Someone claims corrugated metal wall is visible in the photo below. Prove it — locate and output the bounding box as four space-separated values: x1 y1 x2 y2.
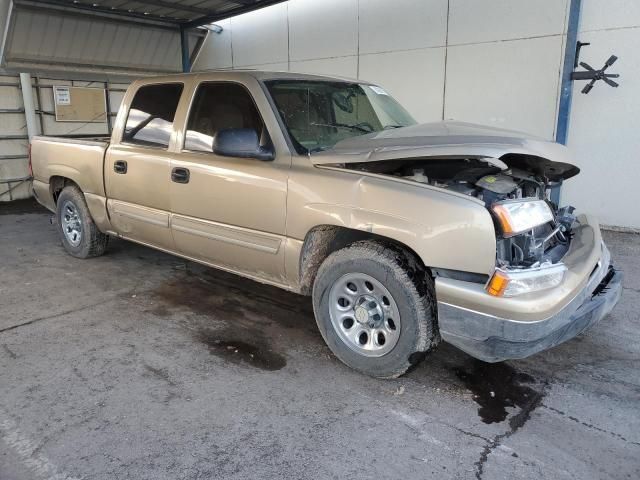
3 5 187 76
0 73 29 201
0 76 129 201
0 2 203 201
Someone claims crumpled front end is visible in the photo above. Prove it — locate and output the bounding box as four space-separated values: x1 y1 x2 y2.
436 215 622 362
313 121 622 361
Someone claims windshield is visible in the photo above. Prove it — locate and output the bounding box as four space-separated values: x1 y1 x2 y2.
264 80 417 154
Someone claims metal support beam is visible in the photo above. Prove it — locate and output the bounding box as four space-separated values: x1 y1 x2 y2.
130 0 211 16
24 0 181 26
180 27 191 73
104 81 112 134
19 73 39 140
556 0 582 145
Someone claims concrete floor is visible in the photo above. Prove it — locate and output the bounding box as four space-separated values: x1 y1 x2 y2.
1 200 639 480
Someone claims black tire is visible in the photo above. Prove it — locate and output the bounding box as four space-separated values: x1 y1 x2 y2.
56 186 108 258
312 240 438 378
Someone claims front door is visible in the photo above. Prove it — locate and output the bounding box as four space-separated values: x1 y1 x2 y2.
104 82 184 251
169 81 289 285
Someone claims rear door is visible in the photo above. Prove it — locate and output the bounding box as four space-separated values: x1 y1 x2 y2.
104 82 183 250
169 80 290 285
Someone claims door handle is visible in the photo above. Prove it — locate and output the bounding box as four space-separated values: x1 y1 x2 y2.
113 160 127 174
171 167 190 184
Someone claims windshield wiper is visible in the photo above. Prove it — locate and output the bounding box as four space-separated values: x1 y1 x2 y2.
383 124 404 129
311 122 373 133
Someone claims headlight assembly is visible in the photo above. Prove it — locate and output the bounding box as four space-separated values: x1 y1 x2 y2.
492 200 554 237
486 263 567 297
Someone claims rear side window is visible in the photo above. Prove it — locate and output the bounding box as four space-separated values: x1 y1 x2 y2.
184 82 266 153
123 83 183 148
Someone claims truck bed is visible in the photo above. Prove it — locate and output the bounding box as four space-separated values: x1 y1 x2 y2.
30 135 111 201
32 135 110 146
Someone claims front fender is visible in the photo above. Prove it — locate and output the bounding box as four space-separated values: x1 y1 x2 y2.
288 166 497 275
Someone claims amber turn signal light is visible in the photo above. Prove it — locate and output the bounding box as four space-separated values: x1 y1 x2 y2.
486 270 510 296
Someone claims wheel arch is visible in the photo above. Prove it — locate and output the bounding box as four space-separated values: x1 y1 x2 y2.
49 176 112 234
297 224 430 296
50 175 82 204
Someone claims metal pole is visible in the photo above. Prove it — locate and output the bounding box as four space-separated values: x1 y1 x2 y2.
104 81 112 134
19 73 39 140
34 76 46 135
556 0 582 145
180 27 191 73
552 0 582 205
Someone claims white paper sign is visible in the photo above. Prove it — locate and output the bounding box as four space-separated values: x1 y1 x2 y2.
54 86 71 105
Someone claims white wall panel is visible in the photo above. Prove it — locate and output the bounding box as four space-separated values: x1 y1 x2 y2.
359 48 445 123
290 56 357 78
288 0 358 61
580 0 640 31
445 36 563 139
192 19 233 70
358 0 447 54
230 3 289 67
563 27 640 228
448 0 568 45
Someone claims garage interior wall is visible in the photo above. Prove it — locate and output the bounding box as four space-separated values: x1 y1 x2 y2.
0 0 204 202
193 0 638 230
563 0 640 230
0 75 129 201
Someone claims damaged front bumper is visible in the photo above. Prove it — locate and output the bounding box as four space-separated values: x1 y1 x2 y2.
435 215 623 362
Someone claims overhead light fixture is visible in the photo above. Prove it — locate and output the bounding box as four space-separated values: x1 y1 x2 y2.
206 24 224 34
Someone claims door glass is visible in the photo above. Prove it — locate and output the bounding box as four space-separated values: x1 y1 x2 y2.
123 83 183 148
184 83 266 153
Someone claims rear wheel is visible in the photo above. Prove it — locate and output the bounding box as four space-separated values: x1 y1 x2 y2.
56 186 108 258
312 240 437 378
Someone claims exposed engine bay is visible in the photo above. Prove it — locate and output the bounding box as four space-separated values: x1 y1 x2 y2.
341 156 580 270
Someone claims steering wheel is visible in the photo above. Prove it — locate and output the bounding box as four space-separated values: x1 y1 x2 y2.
332 92 354 113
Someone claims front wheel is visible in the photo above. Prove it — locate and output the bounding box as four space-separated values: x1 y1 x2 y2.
312 241 437 378
56 186 108 258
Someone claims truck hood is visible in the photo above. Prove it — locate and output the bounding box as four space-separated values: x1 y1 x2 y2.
312 121 579 181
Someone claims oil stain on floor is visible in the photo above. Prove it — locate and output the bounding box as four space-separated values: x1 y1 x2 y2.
454 360 543 424
146 268 318 371
196 327 287 371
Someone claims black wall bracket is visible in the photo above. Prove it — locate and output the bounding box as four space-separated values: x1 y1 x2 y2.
571 42 620 94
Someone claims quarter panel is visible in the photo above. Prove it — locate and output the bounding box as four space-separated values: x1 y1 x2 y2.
31 137 108 196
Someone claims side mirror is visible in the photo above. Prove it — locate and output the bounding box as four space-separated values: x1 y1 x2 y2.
212 128 274 161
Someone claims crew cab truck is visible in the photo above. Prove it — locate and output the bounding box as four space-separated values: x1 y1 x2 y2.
30 71 622 378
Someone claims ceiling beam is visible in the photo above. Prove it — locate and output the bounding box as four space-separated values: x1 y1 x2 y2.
15 1 180 30
128 0 212 16
26 0 183 25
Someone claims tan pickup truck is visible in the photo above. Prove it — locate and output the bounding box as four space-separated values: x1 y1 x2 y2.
30 71 622 377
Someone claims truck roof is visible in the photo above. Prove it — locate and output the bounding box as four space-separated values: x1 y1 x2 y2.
135 69 371 85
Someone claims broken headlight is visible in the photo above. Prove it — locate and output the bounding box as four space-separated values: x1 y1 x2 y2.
492 200 554 237
486 263 567 297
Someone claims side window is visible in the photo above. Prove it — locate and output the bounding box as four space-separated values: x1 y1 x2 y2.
122 83 183 148
184 82 266 153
